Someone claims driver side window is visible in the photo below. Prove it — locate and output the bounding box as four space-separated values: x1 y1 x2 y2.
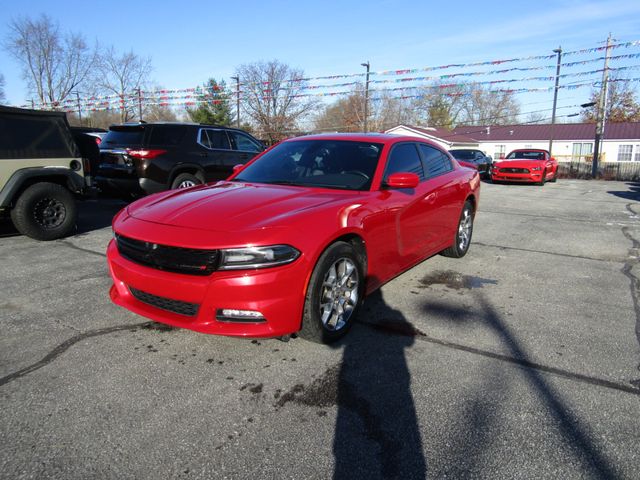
384 143 425 181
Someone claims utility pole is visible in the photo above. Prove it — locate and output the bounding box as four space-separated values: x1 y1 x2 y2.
361 61 370 133
231 76 240 128
548 46 562 155
137 88 143 122
592 34 613 178
74 91 82 125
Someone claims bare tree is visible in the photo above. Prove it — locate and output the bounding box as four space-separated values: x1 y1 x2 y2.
96 46 152 122
581 78 640 123
314 86 366 133
458 84 520 125
412 83 467 128
0 73 6 104
236 60 319 143
5 14 96 107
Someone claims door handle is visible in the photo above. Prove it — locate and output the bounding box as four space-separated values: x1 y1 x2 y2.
425 192 437 203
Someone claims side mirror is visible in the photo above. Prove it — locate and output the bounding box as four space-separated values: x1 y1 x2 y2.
233 164 244 172
384 172 419 189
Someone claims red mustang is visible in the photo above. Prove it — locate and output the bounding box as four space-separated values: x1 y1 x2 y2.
107 134 480 343
491 149 558 185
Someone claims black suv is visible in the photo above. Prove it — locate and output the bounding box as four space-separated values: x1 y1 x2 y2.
96 123 264 197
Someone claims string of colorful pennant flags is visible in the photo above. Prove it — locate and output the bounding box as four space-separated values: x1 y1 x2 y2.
18 40 640 113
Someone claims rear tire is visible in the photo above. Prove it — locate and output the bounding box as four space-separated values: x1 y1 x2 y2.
299 241 364 344
550 171 558 182
441 201 474 258
171 173 202 189
10 182 77 241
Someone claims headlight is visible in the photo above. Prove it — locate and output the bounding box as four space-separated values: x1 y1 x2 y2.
531 166 542 171
218 245 300 270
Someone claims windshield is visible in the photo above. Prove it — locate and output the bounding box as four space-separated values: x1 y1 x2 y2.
233 139 383 191
450 150 480 161
506 150 546 160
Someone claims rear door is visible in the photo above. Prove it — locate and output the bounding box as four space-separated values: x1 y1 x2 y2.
198 129 242 181
417 143 461 246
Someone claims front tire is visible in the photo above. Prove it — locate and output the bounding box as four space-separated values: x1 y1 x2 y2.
10 182 77 241
537 170 547 186
299 241 364 343
171 173 202 189
441 200 474 258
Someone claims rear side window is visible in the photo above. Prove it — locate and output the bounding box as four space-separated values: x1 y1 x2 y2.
228 131 262 152
0 113 76 159
200 129 231 150
384 143 425 180
102 127 145 146
419 144 453 178
148 126 186 146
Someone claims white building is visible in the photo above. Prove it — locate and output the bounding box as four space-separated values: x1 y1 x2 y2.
386 123 640 162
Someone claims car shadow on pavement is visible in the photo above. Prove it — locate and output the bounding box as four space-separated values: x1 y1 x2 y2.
331 288 427 480
73 196 127 236
0 197 126 239
607 182 640 201
419 293 620 479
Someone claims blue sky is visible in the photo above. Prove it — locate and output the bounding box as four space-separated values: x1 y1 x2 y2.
1 0 639 114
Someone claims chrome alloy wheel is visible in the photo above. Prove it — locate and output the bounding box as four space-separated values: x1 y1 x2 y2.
458 208 473 251
178 179 197 188
319 258 359 331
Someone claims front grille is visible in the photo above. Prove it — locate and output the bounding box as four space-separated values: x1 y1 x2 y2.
129 287 199 317
116 234 219 275
500 167 529 174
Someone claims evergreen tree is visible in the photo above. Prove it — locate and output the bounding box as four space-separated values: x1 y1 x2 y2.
187 78 233 126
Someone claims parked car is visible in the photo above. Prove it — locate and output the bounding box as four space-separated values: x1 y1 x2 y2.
0 105 90 240
71 127 106 186
107 134 480 343
491 149 558 185
448 149 492 177
96 122 264 198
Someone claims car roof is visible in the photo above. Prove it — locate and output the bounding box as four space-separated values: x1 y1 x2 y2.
286 132 435 145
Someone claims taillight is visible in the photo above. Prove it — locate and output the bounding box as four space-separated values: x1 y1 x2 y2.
126 149 167 159
94 137 102 145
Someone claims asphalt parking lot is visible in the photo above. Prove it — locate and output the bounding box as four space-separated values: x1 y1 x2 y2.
1 179 640 479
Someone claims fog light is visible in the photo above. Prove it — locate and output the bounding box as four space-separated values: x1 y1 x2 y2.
216 309 266 323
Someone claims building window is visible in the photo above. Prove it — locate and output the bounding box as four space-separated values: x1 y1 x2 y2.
618 145 633 162
572 143 593 161
635 145 640 162
494 145 506 159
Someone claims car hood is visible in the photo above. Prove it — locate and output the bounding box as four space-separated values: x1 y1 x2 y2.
126 181 360 232
494 160 543 169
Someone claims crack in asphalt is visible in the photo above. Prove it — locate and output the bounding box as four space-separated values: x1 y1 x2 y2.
359 321 640 396
473 242 621 263
621 203 640 379
481 209 613 225
0 322 152 388
58 240 107 258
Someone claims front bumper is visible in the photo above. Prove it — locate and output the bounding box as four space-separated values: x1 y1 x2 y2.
491 171 542 183
107 239 309 337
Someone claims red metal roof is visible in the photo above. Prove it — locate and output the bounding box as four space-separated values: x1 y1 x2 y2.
448 122 640 141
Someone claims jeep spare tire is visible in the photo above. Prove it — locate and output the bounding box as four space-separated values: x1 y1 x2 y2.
10 182 77 240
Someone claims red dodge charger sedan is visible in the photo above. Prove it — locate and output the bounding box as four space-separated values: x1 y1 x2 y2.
491 148 558 185
107 134 480 343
